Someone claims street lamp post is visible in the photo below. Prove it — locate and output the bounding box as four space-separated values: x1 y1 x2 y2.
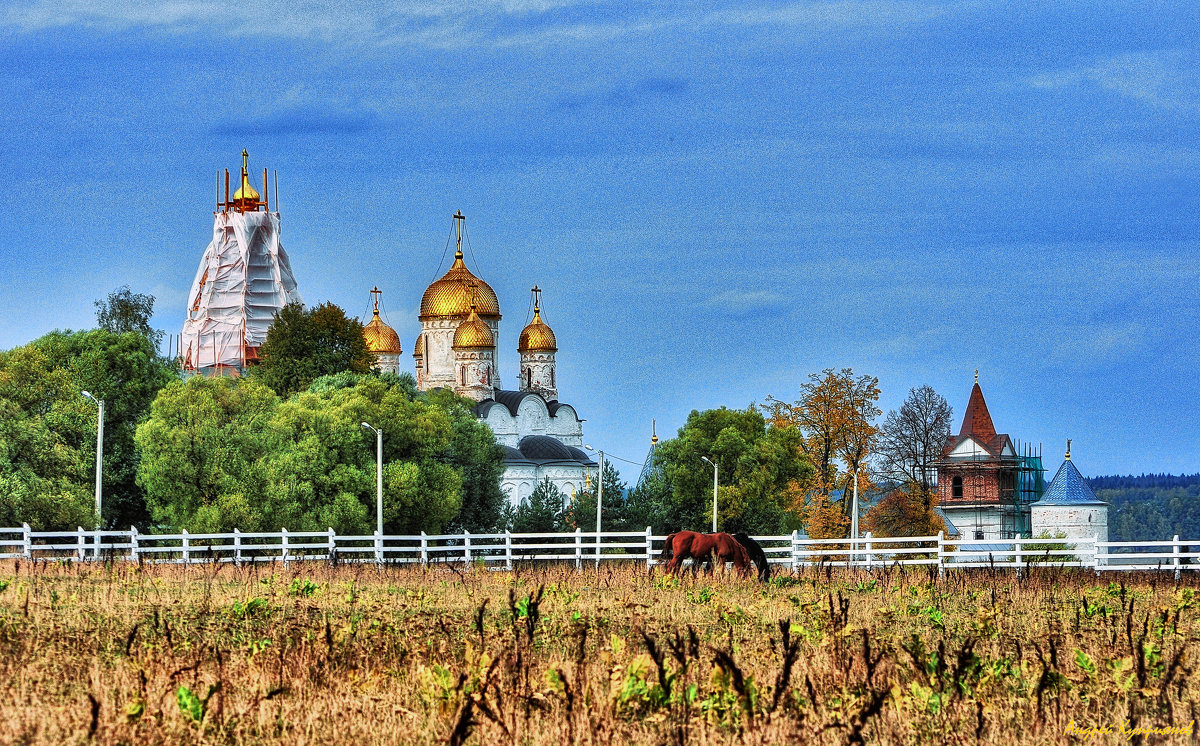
850 468 860 564
700 456 718 533
361 422 383 562
585 445 603 568
82 391 104 559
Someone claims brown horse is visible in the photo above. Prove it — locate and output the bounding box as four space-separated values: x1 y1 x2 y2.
662 530 755 578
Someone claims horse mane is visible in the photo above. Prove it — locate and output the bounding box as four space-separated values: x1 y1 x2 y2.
732 532 771 580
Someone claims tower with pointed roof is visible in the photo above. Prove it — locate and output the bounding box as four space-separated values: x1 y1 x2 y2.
181 149 301 373
935 372 1041 540
1031 440 1108 544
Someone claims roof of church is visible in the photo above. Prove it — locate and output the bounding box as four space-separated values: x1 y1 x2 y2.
1038 457 1105 505
475 389 573 419
941 380 1012 458
499 435 597 466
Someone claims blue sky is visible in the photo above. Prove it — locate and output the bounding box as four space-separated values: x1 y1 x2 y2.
2 1 1198 480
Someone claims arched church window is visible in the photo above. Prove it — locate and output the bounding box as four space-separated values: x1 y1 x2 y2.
461 366 466 386
952 476 963 500
526 368 532 388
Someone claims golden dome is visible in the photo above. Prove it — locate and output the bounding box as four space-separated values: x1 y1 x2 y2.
232 149 260 206
363 311 402 355
518 309 557 352
452 309 495 349
362 287 401 355
412 333 424 357
419 253 501 320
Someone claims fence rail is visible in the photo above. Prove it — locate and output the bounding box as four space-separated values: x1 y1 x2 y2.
1 525 1198 576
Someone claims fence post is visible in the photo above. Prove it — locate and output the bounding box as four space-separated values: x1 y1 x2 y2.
936 531 945 579
22 523 31 561
1092 533 1101 576
464 530 472 565
791 530 800 570
77 527 85 562
181 529 190 565
1174 535 1181 581
328 527 336 563
505 530 513 570
1015 537 1023 580
130 526 139 562
865 531 874 571
575 528 582 570
280 528 288 568
645 526 653 571
420 531 428 565
375 529 382 565
93 527 101 560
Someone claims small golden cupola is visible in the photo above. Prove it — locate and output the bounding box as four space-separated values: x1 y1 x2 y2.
362 287 402 374
518 285 558 353
231 149 263 212
452 304 496 349
419 211 501 320
517 286 558 400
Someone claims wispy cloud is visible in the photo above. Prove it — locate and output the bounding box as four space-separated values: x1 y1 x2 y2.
1026 51 1200 113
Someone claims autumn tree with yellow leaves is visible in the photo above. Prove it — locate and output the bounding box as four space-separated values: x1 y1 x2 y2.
761 368 881 539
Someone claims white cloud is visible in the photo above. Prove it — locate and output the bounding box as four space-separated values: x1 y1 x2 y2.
1026 51 1200 113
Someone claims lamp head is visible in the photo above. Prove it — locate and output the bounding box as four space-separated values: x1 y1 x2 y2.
584 444 594 452
700 456 712 465
82 391 96 403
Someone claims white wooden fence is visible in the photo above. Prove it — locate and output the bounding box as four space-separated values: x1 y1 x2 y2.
1 525 1198 577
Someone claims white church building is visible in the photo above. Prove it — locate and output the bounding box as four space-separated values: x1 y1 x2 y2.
363 212 596 506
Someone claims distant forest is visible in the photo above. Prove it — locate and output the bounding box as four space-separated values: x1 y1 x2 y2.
1084 474 1200 542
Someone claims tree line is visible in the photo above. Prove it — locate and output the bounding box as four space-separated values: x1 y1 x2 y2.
1 288 982 539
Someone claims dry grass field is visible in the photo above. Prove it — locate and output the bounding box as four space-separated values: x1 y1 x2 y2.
0 559 1196 745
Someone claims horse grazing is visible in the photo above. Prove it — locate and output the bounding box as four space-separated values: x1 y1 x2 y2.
731 533 771 581
662 530 756 579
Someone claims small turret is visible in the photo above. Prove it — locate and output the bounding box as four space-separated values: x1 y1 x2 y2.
518 285 558 400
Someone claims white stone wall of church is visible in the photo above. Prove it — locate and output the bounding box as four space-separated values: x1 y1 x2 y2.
519 351 557 401
482 397 584 449
939 506 1009 541
1031 505 1109 543
501 463 588 510
453 348 495 402
374 352 399 375
420 317 502 391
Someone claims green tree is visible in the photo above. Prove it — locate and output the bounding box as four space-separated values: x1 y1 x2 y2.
624 471 673 534
654 406 812 534
0 345 94 529
136 372 496 535
426 387 508 532
254 302 374 397
565 460 629 532
0 328 175 529
95 285 163 347
507 478 567 533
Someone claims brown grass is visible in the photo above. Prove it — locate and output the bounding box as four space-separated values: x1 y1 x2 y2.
0 559 1197 744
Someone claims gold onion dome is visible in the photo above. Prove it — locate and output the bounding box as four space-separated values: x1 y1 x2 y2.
362 287 401 355
363 312 402 355
419 252 501 320
518 308 557 352
232 149 260 204
412 334 424 357
452 308 495 349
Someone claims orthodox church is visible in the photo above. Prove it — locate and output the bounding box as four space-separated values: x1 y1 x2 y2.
362 212 596 506
182 155 594 507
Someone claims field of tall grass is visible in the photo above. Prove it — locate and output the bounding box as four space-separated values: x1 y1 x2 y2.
0 559 1196 744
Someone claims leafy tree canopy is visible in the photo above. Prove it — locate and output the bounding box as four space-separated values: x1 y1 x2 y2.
862 480 945 539
95 285 163 347
564 460 630 532
652 406 812 535
136 372 503 535
506 478 567 533
253 302 375 397
0 329 175 529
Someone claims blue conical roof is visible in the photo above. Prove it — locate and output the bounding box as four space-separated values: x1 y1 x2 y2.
1037 458 1105 505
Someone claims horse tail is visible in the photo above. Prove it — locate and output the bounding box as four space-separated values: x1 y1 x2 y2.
662 532 677 559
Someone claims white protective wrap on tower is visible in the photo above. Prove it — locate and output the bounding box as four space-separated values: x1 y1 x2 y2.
181 210 301 370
